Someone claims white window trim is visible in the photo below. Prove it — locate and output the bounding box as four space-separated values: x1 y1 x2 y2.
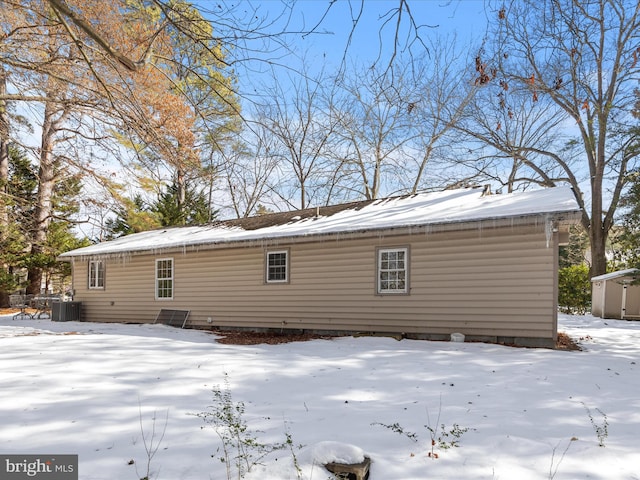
377 247 409 295
155 257 174 300
265 250 289 284
88 260 105 290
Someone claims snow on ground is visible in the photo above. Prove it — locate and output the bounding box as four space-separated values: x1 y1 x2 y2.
0 313 638 480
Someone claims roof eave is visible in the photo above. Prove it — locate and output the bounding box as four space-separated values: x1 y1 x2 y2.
58 209 582 262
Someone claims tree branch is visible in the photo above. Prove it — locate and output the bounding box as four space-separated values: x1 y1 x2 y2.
46 0 161 71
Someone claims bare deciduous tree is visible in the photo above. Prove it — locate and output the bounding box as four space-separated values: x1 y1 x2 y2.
456 78 575 193
402 37 478 193
256 64 339 209
484 0 640 277
0 0 227 294
331 61 422 200
218 130 279 218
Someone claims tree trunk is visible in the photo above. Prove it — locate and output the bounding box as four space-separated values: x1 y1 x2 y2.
176 165 185 223
0 64 10 306
588 168 607 278
26 97 58 295
589 226 608 279
0 66 8 189
588 145 608 279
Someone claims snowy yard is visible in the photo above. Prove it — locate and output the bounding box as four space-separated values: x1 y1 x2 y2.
0 313 638 480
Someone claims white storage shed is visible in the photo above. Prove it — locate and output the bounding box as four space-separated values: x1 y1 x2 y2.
591 269 640 320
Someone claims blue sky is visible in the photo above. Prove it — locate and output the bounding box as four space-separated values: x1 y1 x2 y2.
266 1 488 67
215 0 492 89
282 0 490 64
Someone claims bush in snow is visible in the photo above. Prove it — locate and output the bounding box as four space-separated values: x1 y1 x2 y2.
558 264 591 314
194 373 288 480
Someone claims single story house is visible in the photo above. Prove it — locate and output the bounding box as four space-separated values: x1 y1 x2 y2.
59 186 581 347
591 268 640 320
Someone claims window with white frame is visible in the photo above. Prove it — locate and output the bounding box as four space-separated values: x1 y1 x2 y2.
266 250 289 283
377 247 408 294
155 258 174 299
88 260 105 289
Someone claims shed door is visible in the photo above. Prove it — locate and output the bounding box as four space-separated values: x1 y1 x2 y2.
622 284 640 319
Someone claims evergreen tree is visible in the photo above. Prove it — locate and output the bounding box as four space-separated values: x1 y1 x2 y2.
25 165 89 294
103 195 160 240
557 225 592 314
104 181 217 240
559 225 590 269
154 182 216 227
36 172 89 292
0 147 85 301
558 264 591 314
0 146 35 300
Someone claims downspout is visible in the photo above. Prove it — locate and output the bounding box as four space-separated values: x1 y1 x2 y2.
70 259 76 300
551 225 559 343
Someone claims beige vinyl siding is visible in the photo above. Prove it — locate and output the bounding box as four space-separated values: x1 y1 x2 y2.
73 257 157 323
71 223 559 343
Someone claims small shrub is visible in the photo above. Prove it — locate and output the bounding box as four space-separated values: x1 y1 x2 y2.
548 437 577 480
372 397 470 460
583 403 608 447
558 264 591 314
427 423 469 451
370 422 418 442
135 407 168 480
195 374 287 479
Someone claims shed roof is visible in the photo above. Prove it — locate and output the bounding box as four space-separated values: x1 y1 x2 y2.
591 268 639 282
60 186 581 259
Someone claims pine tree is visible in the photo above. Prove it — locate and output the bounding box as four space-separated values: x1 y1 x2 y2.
0 146 89 301
103 195 160 240
104 181 217 240
0 147 36 302
154 182 216 227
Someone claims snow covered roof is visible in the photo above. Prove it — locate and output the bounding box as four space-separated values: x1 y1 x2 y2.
60 186 581 259
591 268 639 282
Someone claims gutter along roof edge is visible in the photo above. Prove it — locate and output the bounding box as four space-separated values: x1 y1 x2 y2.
59 210 582 261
